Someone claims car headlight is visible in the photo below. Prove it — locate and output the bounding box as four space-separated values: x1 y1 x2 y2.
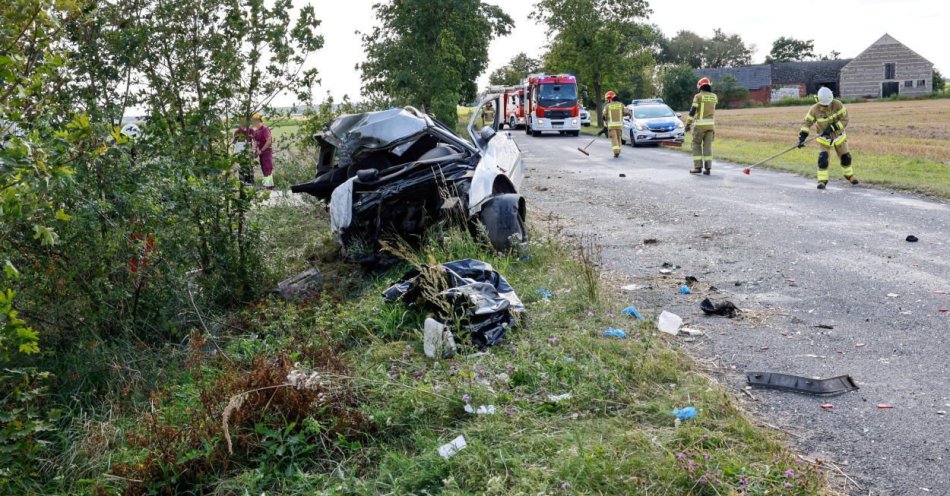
571 118 578 125
636 123 646 131
676 120 685 128
538 118 545 126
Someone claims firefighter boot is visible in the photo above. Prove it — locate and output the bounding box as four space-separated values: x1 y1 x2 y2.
703 160 712 175
817 180 828 190
845 175 859 185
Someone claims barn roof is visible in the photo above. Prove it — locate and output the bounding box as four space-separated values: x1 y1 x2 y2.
695 64 772 90
771 60 852 84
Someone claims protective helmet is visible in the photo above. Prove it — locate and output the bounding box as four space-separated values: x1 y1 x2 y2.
120 123 141 140
250 112 263 121
605 91 616 101
696 77 711 90
817 87 834 106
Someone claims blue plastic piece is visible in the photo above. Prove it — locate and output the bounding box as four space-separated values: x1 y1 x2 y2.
679 285 691 295
622 306 643 319
603 328 627 339
673 406 697 421
537 288 554 299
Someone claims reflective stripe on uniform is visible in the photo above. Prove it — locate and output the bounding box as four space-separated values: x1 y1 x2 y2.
694 119 714 125
816 108 847 124
832 133 847 146
841 166 855 176
817 170 829 181
804 112 816 122
692 155 703 161
606 102 624 129
800 126 811 133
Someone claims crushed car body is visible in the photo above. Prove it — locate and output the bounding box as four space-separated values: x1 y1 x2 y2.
291 98 527 253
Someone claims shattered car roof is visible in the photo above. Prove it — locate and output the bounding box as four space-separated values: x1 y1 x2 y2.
327 107 431 158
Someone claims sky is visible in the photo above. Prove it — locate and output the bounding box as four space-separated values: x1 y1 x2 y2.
300 0 948 105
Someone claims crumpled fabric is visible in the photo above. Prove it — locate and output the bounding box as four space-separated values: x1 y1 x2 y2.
383 259 524 347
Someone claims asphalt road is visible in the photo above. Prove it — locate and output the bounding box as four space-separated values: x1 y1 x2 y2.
512 130 950 495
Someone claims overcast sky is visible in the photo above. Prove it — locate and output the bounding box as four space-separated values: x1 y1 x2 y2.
301 0 947 105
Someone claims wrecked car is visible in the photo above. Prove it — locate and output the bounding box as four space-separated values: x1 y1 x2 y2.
291 96 527 253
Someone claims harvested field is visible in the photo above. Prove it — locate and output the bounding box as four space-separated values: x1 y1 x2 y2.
716 99 950 165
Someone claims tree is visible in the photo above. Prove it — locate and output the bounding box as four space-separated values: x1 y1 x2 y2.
658 30 706 68
532 0 654 127
488 53 541 86
658 64 697 111
704 29 753 68
715 74 749 108
360 0 514 123
766 37 816 63
933 68 945 93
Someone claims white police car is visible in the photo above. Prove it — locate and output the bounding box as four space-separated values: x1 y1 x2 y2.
620 99 685 147
579 107 591 127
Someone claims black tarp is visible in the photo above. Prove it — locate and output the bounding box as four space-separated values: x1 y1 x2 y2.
383 259 524 347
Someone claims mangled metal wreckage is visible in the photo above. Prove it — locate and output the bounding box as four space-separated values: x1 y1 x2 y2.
291 97 527 253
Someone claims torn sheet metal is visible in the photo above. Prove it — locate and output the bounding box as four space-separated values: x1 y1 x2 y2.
746 372 859 396
383 259 523 347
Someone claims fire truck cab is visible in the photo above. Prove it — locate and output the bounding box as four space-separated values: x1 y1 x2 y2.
524 74 581 137
502 86 525 130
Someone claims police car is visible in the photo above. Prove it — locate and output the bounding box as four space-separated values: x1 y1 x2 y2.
620 98 685 147
579 107 591 127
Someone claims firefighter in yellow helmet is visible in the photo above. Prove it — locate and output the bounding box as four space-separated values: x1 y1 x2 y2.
685 77 717 175
602 91 625 158
798 86 858 189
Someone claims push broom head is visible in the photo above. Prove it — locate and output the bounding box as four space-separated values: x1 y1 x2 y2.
742 168 750 175
577 147 590 156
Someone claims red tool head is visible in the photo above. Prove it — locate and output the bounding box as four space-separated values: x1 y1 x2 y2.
577 148 590 156
742 168 750 175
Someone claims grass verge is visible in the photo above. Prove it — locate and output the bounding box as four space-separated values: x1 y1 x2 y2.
41 202 831 495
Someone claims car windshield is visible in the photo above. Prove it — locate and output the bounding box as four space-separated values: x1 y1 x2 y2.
538 83 578 108
634 105 675 119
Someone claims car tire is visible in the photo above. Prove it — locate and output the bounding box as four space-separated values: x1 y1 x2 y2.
532 129 541 137
509 116 516 130
630 130 639 147
569 130 580 137
479 194 527 251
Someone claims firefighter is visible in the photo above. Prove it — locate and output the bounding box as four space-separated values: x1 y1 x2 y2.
798 86 858 189
685 77 717 175
483 101 496 129
602 91 624 158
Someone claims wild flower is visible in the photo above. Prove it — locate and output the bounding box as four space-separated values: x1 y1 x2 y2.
462 394 471 403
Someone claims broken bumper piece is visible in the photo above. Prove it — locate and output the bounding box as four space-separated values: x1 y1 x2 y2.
746 372 859 396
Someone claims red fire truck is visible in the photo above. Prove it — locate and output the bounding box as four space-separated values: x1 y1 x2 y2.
524 74 581 137
502 85 525 130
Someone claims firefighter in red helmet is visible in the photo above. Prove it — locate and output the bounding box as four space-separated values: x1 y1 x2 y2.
684 77 718 175
602 91 624 158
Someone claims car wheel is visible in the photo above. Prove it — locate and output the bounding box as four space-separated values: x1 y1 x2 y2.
509 116 516 129
479 194 527 251
630 130 638 147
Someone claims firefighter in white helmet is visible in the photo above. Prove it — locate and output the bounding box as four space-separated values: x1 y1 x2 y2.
685 77 718 175
798 86 858 189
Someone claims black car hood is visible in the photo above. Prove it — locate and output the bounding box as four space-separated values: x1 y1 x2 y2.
328 107 430 159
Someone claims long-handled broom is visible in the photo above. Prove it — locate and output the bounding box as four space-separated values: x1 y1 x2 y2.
576 137 597 156
742 136 817 174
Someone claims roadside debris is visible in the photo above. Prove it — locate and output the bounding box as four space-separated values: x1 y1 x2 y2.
746 372 859 396
679 327 704 337
548 393 572 402
537 288 554 299
679 285 691 295
620 284 641 292
684 275 699 285
657 311 683 335
820 403 834 409
384 259 523 347
906 235 919 242
643 238 659 245
619 173 627 178
813 324 835 329
438 435 468 459
464 404 497 415
700 298 740 318
855 343 866 348
423 317 457 359
272 268 323 301
877 404 895 409
291 105 527 254
886 293 899 298
622 306 643 319
672 406 697 421
603 328 627 339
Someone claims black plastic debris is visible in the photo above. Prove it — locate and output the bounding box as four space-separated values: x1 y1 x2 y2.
383 259 524 347
700 297 740 318
906 235 919 242
684 275 699 285
746 372 859 396
272 268 323 301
